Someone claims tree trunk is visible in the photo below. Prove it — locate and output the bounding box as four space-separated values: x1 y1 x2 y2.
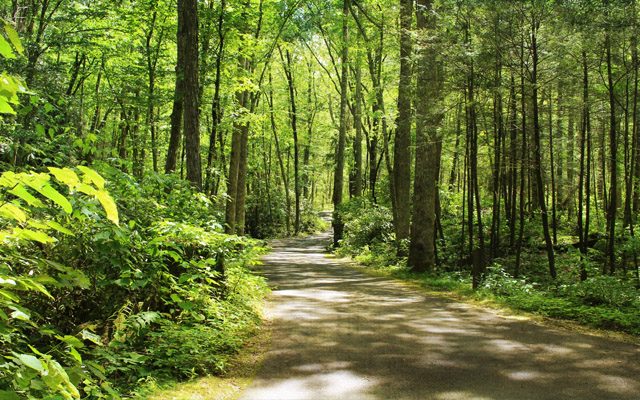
165 0 185 174
353 39 364 197
578 50 591 281
605 9 617 275
181 0 202 189
281 47 301 234
531 16 556 279
408 0 442 273
393 0 413 250
205 0 226 195
332 0 349 247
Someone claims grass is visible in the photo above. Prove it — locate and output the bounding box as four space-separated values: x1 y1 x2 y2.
136 319 272 400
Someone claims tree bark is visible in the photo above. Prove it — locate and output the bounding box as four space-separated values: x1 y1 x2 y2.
181 0 202 189
393 0 413 249
165 0 185 174
530 15 556 279
332 0 350 247
408 0 443 273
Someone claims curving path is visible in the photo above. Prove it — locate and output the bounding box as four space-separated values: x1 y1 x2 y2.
240 230 640 400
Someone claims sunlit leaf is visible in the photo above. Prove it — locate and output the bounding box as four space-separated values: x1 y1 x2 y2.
48 167 80 188
0 203 26 222
39 184 72 214
96 190 119 225
16 228 55 243
10 310 29 320
77 166 105 189
14 353 44 372
0 97 15 114
9 184 43 207
0 35 15 59
4 23 24 55
46 220 74 235
81 329 102 345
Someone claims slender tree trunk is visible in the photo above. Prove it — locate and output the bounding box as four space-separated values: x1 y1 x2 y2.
205 0 226 195
281 47 301 234
578 50 591 281
548 91 558 244
393 0 413 249
165 0 185 174
531 16 556 279
490 39 503 259
605 9 617 274
449 102 462 190
514 35 528 278
268 73 291 235
333 0 349 247
508 74 518 248
353 39 364 197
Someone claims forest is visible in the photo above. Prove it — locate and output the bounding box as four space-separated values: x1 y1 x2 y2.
1 0 640 398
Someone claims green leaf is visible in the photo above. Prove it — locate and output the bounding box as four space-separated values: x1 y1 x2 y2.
46 220 74 235
81 329 102 345
20 278 53 298
27 220 49 230
15 353 44 372
0 34 15 59
0 276 16 285
4 23 23 55
77 166 105 189
0 203 26 222
39 184 72 214
10 309 29 320
57 335 84 349
0 289 19 302
96 190 119 225
16 228 55 243
48 167 80 188
68 346 82 364
0 390 20 400
0 97 15 114
9 184 44 207
35 123 45 137
76 183 96 196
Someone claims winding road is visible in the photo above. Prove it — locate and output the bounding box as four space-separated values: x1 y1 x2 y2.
240 230 640 400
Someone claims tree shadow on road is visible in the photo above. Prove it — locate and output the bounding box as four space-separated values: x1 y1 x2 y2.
241 232 640 400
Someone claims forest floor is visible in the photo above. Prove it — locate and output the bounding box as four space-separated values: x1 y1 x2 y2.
237 229 640 400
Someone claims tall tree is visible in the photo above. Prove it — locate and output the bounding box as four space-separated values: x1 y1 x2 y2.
332 0 350 247
393 0 413 250
408 0 443 272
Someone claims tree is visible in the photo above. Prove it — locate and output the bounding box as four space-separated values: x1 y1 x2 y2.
181 0 202 188
333 0 350 247
408 0 443 272
393 0 413 250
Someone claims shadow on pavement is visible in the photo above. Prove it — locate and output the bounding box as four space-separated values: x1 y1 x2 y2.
240 231 640 400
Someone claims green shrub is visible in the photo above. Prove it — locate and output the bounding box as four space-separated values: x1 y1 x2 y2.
570 275 639 307
337 198 394 252
481 264 535 296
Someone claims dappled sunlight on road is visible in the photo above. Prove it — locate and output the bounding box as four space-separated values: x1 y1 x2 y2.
240 231 640 400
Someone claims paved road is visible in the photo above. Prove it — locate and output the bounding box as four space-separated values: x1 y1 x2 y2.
240 231 640 400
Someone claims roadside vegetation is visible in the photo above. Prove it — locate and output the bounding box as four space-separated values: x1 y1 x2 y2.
336 199 640 336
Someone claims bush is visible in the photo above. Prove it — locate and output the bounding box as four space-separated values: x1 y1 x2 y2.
481 264 535 296
337 198 394 251
570 275 639 307
0 165 269 398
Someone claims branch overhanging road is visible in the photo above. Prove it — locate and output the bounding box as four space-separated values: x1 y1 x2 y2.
240 229 640 400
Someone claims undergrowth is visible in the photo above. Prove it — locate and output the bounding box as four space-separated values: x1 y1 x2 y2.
335 198 640 336
0 163 269 399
